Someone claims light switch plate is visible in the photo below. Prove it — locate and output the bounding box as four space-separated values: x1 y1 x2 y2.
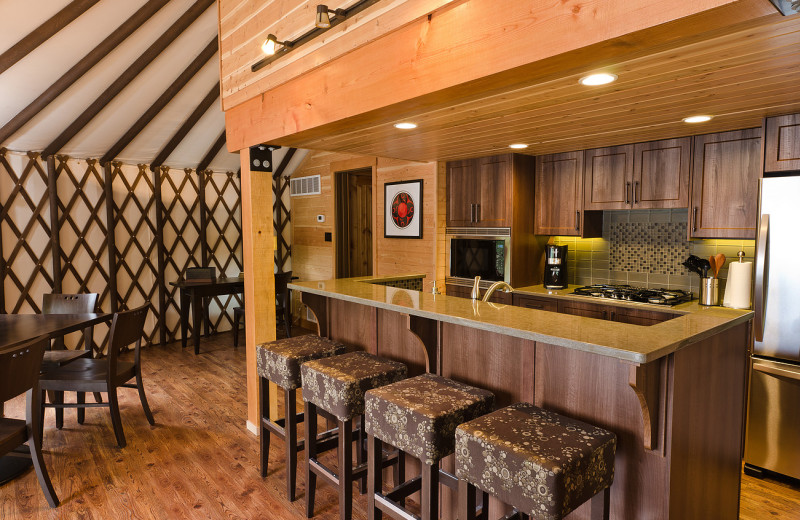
316 214 325 222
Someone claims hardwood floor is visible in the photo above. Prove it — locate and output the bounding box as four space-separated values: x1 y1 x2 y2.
1 331 799 519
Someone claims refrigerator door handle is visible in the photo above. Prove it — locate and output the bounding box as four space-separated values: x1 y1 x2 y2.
753 359 800 383
754 214 770 342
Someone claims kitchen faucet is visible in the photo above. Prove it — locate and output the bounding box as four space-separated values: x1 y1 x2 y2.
482 281 514 302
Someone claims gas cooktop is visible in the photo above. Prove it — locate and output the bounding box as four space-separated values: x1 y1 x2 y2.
571 284 693 306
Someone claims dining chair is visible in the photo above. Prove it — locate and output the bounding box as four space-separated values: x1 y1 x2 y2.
0 336 59 507
42 293 100 429
39 305 155 448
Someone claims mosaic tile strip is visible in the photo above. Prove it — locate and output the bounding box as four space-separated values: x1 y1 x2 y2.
609 222 689 275
372 277 424 291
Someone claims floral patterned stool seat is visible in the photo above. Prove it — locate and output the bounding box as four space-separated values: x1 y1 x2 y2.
364 373 495 520
301 351 407 520
256 335 345 501
455 403 617 520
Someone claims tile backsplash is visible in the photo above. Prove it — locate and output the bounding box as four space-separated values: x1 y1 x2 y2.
552 209 755 296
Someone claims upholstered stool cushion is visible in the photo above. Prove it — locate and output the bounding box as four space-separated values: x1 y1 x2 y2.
301 351 407 422
256 335 345 390
455 403 616 520
364 373 494 465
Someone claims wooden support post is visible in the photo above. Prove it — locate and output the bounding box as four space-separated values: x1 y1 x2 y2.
153 165 168 346
103 162 119 312
240 148 277 429
196 168 210 336
46 155 62 293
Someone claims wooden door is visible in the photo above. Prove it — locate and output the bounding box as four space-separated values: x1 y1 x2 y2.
534 151 583 236
476 155 511 227
584 144 634 210
690 128 762 239
336 169 373 277
446 160 477 227
633 138 691 209
764 113 800 172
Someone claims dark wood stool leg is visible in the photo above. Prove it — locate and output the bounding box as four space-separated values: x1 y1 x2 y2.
421 462 439 520
394 450 406 508
339 417 354 520
356 415 367 494
77 392 85 424
459 479 478 520
285 388 298 502
478 491 490 520
367 434 383 520
260 378 270 478
590 487 610 520
305 401 318 518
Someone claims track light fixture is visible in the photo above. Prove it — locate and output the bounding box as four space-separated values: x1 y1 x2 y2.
261 34 292 56
316 5 346 29
252 0 382 72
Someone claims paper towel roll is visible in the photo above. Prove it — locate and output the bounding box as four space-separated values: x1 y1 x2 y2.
723 261 752 309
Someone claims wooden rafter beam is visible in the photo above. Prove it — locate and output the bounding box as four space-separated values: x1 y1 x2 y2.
42 0 215 158
0 0 171 145
151 83 220 170
197 131 226 173
101 38 218 164
0 0 101 76
272 148 296 180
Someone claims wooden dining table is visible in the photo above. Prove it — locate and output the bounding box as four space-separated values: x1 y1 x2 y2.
0 312 112 484
172 277 244 355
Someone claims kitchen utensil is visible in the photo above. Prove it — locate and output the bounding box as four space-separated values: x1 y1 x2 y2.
709 256 717 278
714 253 726 277
682 255 705 277
699 258 711 278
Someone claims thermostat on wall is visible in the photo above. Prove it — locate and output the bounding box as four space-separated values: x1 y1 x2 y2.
316 214 325 223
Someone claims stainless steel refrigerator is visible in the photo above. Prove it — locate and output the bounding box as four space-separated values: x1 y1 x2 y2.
744 175 800 480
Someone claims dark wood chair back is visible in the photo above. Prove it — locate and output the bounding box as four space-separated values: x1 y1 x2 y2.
186 267 216 281
42 293 98 314
106 305 149 381
0 336 47 402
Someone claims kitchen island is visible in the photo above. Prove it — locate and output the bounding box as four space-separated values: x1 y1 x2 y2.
289 276 753 520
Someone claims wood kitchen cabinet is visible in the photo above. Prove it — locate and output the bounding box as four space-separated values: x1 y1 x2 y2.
609 306 676 325
690 128 762 239
557 299 610 320
764 113 800 173
446 154 515 228
512 293 558 312
534 151 601 237
584 138 691 210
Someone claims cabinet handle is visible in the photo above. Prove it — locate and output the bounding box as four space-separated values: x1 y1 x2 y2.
634 181 639 204
470 204 475 223
625 182 631 205
610 311 616 321
575 210 580 231
692 207 698 232
602 310 608 320
476 204 480 222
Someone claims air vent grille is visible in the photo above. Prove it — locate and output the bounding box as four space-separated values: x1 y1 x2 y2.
445 227 510 236
290 175 321 196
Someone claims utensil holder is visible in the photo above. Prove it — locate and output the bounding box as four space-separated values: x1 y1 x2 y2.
700 277 719 306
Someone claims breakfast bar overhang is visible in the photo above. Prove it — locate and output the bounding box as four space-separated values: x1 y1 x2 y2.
290 276 753 520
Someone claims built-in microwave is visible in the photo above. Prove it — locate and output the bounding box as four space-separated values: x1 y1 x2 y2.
447 235 510 283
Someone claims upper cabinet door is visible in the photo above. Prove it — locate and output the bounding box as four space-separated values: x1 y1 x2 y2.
476 155 512 227
446 160 478 227
690 128 762 239
535 151 584 236
583 145 635 210
764 113 800 173
632 137 691 209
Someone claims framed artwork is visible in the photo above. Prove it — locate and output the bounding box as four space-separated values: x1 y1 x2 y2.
384 179 423 239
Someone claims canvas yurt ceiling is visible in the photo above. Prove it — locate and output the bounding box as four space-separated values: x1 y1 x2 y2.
0 0 305 173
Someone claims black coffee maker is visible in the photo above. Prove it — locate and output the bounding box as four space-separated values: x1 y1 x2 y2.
543 244 568 289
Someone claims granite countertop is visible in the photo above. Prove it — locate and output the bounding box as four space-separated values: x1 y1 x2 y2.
289 277 753 364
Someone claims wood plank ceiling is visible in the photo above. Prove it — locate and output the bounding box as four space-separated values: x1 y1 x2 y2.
0 0 246 172
226 0 800 162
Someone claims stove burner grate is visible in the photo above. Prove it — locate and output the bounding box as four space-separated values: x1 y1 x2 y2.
571 284 693 306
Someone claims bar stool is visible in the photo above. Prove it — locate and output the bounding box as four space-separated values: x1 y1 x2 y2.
256 335 346 501
364 373 495 520
302 351 408 520
455 403 616 520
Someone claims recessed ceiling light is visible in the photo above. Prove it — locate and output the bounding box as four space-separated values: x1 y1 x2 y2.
509 144 528 149
579 73 617 86
682 115 713 123
394 122 417 129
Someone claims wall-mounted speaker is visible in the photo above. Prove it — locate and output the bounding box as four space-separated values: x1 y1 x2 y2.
249 144 280 172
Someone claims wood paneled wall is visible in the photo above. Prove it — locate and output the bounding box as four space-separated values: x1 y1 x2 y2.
290 150 443 313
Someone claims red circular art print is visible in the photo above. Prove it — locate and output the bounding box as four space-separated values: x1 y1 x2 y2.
391 191 415 229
